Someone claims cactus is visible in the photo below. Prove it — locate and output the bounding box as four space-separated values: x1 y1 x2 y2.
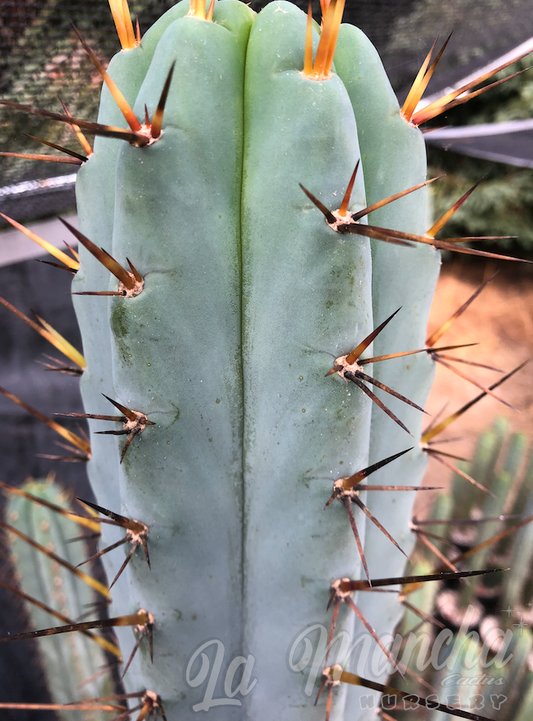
0 1 530 720
4 478 117 719
393 420 533 721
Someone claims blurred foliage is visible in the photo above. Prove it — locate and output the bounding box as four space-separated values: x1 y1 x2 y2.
428 151 533 253
428 58 533 253
387 0 533 78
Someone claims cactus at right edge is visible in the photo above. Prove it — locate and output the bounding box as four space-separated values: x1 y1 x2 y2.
395 420 533 720
0 2 530 720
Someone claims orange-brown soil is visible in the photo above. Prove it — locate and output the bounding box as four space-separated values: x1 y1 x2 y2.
421 258 533 499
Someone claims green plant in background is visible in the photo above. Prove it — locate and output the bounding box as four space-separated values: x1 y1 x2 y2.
0 1 531 720
426 55 533 253
428 149 533 255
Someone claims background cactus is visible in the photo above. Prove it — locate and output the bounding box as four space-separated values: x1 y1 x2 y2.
0 1 530 720
4 478 117 720
393 419 533 720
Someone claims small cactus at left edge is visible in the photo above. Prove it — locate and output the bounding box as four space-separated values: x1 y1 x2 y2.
0 1 530 720
3 478 117 718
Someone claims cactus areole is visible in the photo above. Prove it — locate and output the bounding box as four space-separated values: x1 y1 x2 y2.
77 0 440 718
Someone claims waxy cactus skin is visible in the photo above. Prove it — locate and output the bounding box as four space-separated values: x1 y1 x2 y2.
70 2 439 718
334 25 439 715
14 0 531 718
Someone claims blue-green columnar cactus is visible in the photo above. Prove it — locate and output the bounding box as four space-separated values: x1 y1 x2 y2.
0 1 530 720
74 3 438 718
